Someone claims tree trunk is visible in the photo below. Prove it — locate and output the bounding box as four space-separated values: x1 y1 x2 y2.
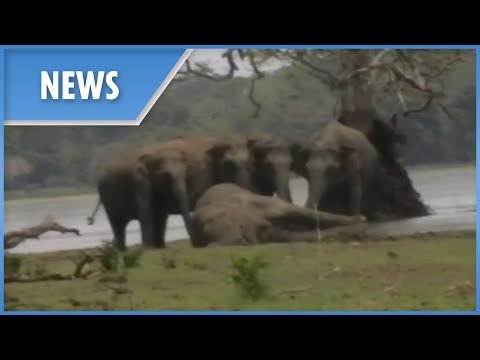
321 51 431 220
337 50 378 135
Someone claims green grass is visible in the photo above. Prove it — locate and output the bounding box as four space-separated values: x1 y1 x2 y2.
4 231 476 311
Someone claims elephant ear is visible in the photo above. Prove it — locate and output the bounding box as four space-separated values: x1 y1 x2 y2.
246 138 257 150
289 142 301 154
290 142 310 162
138 153 154 166
252 144 273 159
207 143 232 161
137 153 160 173
339 145 356 159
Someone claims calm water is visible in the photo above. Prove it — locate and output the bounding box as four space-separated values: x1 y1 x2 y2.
5 164 476 254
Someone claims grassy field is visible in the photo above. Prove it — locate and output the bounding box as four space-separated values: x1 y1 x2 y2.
4 231 476 312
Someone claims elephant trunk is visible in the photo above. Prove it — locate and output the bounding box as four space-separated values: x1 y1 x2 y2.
275 167 292 203
306 172 327 210
237 167 253 191
172 179 195 244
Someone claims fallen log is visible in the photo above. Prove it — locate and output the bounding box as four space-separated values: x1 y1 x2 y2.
4 274 73 283
4 215 81 249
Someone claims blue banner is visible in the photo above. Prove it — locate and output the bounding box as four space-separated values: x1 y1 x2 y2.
3 47 188 124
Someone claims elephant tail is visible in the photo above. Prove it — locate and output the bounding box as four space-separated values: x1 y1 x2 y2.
86 198 102 225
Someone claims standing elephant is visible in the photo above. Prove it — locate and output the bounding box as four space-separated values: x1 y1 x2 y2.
302 120 379 216
87 136 251 249
338 113 406 163
245 134 304 202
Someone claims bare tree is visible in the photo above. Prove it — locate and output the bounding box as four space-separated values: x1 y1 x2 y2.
178 49 472 129
177 49 474 220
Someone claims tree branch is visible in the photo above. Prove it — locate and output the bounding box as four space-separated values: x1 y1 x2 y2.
177 50 239 81
403 94 435 117
342 62 391 84
246 51 264 79
283 52 339 87
248 78 261 118
438 102 461 123
396 89 408 112
396 50 427 89
390 64 438 94
5 215 80 249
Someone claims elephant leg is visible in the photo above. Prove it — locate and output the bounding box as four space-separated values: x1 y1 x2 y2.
173 180 196 245
153 211 168 249
133 169 155 248
348 175 363 215
108 216 128 250
136 201 155 248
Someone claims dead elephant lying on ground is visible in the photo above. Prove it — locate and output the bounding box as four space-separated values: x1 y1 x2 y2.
191 184 368 247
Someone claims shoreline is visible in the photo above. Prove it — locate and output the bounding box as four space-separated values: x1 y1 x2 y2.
5 161 476 203
5 229 476 258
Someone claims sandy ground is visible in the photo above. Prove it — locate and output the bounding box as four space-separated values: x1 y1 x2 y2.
4 163 476 254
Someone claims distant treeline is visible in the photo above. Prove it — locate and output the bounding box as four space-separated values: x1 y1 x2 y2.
5 62 476 191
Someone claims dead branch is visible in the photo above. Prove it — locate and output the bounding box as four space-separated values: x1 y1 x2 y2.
4 273 73 283
4 215 81 249
74 252 99 279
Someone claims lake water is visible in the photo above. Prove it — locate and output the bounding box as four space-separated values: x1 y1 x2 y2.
5 163 476 254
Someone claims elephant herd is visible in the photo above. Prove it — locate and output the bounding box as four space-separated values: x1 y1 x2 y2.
87 114 404 248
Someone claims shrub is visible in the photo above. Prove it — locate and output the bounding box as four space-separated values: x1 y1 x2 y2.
230 255 269 301
5 256 22 277
123 247 144 269
99 241 121 272
98 242 144 271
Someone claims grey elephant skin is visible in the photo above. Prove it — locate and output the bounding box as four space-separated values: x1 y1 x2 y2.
301 120 379 216
191 183 367 247
245 134 305 203
87 136 251 249
336 113 430 219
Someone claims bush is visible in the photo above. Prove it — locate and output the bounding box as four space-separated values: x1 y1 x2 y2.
99 241 121 272
230 255 269 301
98 241 144 271
5 256 22 277
123 247 144 269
